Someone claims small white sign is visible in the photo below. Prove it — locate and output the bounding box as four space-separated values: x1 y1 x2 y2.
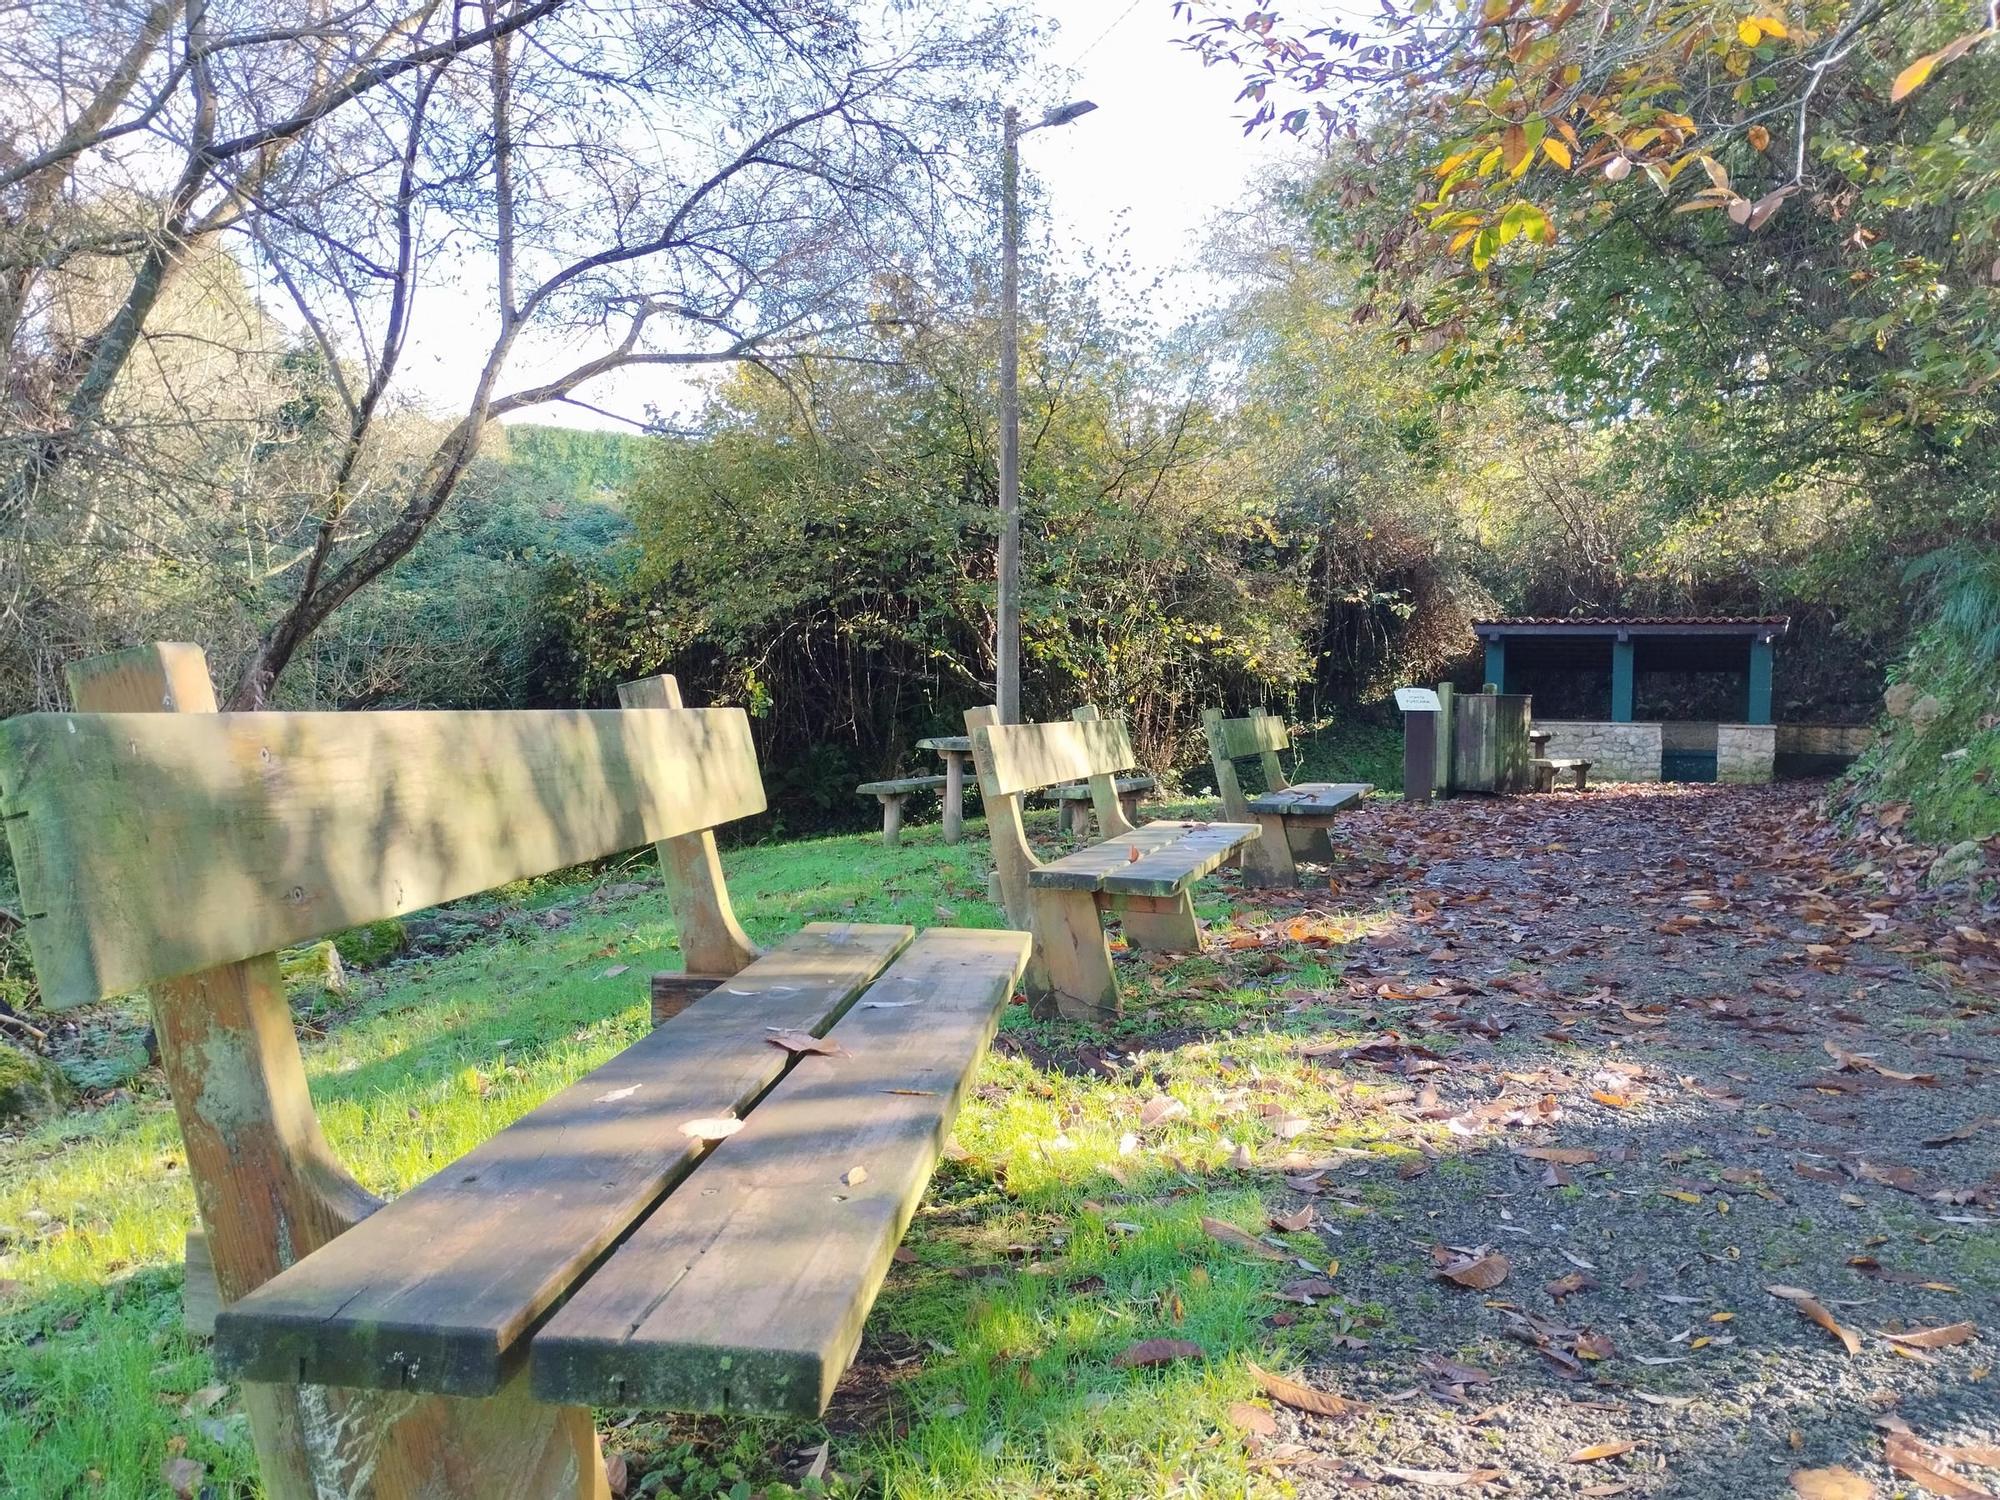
1394 687 1442 713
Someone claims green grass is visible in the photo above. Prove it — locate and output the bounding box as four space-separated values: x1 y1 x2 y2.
0 803 1415 1498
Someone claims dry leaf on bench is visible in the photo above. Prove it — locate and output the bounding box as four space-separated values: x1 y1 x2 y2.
1436 1248 1511 1291
1767 1285 1862 1356
1247 1361 1363 1419
765 1027 844 1056
1882 1322 1977 1350
1568 1440 1637 1464
1790 1468 1877 1500
1201 1216 1289 1261
1127 845 1141 863
680 1115 743 1141
840 1165 868 1187
1114 1337 1202 1368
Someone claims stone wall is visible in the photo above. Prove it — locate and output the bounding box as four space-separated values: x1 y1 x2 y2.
1717 724 1777 783
1776 724 1875 757
1536 721 1663 781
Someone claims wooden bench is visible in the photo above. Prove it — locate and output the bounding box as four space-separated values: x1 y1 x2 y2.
855 773 950 845
1531 756 1591 792
1039 774 1157 836
967 703 1257 1020
0 643 1029 1499
1201 706 1372 887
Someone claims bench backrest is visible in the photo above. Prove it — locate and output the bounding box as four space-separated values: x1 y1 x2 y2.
970 715 1138 799
1201 706 1292 824
1 684 764 1009
965 703 1141 930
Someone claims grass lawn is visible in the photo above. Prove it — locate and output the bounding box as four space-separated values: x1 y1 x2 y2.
0 797 1411 1499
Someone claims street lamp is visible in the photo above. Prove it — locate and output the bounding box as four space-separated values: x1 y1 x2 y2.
996 98 1097 723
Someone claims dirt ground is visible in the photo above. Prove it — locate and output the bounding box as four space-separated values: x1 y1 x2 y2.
1215 781 1999 1497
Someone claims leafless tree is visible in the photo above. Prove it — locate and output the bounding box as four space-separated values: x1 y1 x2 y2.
1 0 1020 706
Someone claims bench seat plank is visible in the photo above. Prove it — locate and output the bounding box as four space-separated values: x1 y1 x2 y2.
1028 820 1258 899
1100 821 1258 898
1041 775 1156 802
855 775 949 795
213 922 914 1397
1028 820 1193 891
1245 781 1372 818
530 927 1031 1416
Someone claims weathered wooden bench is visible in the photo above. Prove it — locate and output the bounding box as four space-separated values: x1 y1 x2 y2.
967 704 1257 1020
1531 756 1591 792
855 773 951 845
1201 706 1372 887
1039 774 1157 837
0 643 1028 1500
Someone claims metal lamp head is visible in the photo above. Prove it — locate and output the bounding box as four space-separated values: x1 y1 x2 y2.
1035 100 1098 130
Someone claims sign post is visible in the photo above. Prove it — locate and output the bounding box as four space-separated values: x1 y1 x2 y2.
1395 686 1443 805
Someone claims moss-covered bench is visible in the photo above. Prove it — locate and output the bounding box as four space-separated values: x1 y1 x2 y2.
1201 706 1371 887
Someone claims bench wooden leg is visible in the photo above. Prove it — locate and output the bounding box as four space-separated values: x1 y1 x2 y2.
941 751 966 844
1027 887 1119 1020
1573 767 1589 791
1284 819 1336 865
1240 815 1297 887
1112 891 1201 952
1063 800 1090 839
1118 791 1142 825
878 793 906 847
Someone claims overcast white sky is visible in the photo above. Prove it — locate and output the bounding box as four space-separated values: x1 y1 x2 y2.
398 0 1296 433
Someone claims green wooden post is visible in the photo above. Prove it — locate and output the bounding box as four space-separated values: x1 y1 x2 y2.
1433 683 1455 796
1483 638 1506 694
1747 636 1774 724
1611 637 1635 722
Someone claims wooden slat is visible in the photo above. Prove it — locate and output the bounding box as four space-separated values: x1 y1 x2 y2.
1246 782 1372 817
971 718 1135 798
212 923 913 1397
1220 715 1289 758
529 927 1031 1417
855 776 948 794
0 706 766 1008
1100 821 1258 898
1042 776 1155 802
1028 821 1193 891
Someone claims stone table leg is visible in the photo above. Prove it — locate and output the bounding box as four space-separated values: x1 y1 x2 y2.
941 751 967 845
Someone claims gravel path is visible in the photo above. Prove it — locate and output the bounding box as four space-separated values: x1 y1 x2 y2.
1245 782 2000 1498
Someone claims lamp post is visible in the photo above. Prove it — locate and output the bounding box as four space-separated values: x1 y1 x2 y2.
997 98 1096 723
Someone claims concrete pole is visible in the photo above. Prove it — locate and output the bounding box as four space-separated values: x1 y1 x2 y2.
996 106 1022 724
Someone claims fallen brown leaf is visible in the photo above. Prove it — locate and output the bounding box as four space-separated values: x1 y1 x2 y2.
1885 1432 1996 1499
1377 1466 1502 1488
1436 1248 1511 1291
1139 1095 1188 1128
1201 1216 1289 1260
161 1458 206 1499
1768 1285 1862 1356
1268 1205 1317 1233
1227 1401 1277 1437
1790 1469 1876 1500
1568 1440 1637 1464
1881 1322 1977 1350
1247 1360 1363 1419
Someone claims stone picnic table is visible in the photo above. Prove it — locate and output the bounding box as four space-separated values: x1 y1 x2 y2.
917 736 975 844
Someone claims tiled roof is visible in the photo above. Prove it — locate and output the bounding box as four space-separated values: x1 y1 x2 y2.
1472 615 1791 628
